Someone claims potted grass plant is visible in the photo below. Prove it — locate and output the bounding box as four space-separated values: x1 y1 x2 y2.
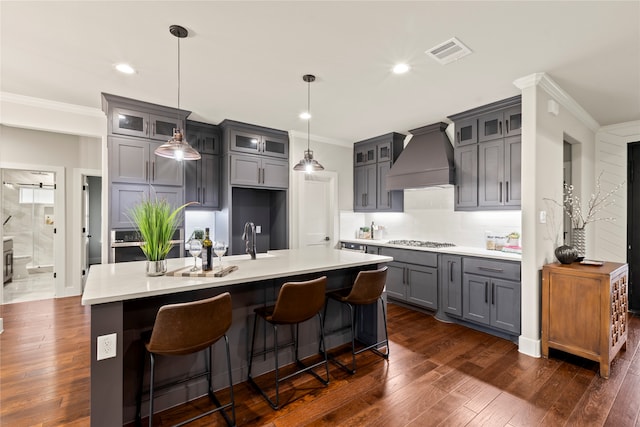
129 197 192 276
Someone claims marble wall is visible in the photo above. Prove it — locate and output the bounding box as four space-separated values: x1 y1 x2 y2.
2 170 55 267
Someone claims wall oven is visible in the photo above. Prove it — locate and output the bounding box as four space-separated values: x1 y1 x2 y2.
110 229 184 263
340 242 367 252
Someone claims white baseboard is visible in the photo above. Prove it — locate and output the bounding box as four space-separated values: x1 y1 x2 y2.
518 335 541 357
0 317 4 334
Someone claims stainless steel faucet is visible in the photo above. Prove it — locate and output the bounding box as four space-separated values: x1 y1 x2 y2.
242 221 257 259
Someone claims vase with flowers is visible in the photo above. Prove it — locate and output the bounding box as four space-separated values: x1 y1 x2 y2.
548 172 624 259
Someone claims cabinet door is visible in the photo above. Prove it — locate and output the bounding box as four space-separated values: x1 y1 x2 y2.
407 265 438 310
150 143 184 186
454 144 478 209
478 111 504 142
261 157 289 188
150 114 183 141
354 143 376 166
111 183 148 228
262 133 289 159
201 154 220 208
230 154 260 186
112 107 149 138
377 141 393 162
463 273 491 326
504 136 521 206
478 139 505 207
354 166 367 210
151 185 184 211
504 106 522 137
491 278 521 334
184 160 198 204
441 255 463 317
110 137 149 184
200 129 220 155
455 118 477 146
377 162 392 210
385 262 406 300
230 129 262 155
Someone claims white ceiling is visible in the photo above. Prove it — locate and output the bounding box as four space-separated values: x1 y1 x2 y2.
1 1 639 143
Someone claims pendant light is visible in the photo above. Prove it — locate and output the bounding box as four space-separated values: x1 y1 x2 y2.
154 25 201 161
293 74 324 173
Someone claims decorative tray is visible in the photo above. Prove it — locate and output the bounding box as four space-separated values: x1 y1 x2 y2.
166 265 238 277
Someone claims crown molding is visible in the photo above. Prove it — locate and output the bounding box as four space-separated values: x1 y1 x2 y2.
513 72 600 132
0 92 104 118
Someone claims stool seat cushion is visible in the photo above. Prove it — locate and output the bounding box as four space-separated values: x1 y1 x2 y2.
256 277 326 325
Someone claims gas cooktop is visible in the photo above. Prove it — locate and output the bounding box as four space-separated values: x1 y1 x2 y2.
387 239 456 248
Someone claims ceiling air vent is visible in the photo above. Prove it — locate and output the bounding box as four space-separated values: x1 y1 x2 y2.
426 37 472 65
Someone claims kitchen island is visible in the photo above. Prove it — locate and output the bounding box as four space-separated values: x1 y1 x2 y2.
82 246 391 426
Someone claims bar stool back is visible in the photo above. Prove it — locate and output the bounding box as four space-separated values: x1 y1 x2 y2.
137 292 235 426
323 266 389 374
248 276 330 409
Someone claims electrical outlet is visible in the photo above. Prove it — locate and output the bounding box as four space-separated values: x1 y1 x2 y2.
539 210 547 224
97 333 117 361
256 225 262 234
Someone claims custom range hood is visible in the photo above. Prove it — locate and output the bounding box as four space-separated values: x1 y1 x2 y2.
386 122 454 190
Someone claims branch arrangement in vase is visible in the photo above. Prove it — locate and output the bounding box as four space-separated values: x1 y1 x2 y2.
546 171 624 230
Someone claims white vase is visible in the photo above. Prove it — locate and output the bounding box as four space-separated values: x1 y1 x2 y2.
572 228 586 258
146 259 167 276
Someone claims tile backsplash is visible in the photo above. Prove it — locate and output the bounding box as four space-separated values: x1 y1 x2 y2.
341 187 521 248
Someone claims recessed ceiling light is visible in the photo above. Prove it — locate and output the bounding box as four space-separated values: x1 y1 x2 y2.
392 63 410 74
299 112 311 120
115 63 136 74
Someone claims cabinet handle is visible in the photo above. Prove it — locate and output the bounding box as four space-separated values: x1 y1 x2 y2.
152 161 156 181
145 161 149 181
499 120 502 136
387 191 391 207
144 120 149 136
485 282 488 303
506 181 509 203
499 182 503 203
457 185 460 204
202 188 205 204
457 131 460 143
449 261 454 282
365 193 368 206
152 122 156 137
492 283 495 305
506 119 509 134
479 266 504 273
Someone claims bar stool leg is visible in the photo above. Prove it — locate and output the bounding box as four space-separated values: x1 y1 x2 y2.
148 353 155 427
273 324 280 409
224 335 236 426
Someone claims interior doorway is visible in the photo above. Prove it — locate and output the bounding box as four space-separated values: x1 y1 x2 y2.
81 175 102 290
628 141 640 312
1 167 57 303
297 171 338 248
563 141 572 245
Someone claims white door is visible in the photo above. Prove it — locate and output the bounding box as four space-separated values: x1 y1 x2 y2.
299 172 336 247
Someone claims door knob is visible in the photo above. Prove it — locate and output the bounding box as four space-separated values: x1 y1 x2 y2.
324 236 330 241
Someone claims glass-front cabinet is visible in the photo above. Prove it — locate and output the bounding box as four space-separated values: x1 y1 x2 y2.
229 129 288 159
111 107 183 141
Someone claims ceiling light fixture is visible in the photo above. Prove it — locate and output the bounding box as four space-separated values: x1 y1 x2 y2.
115 63 136 74
154 25 200 161
293 74 324 173
393 63 410 74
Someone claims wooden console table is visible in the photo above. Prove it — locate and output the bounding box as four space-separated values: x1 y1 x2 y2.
541 261 628 378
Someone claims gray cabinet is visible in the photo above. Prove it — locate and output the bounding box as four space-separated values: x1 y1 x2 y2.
478 136 521 208
448 96 521 211
354 164 376 211
228 127 288 159
462 257 521 335
440 255 462 317
185 121 220 208
110 183 184 229
230 154 288 188
353 132 405 212
109 137 184 186
380 247 438 310
102 93 189 141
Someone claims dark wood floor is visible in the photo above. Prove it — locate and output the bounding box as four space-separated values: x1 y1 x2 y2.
1 296 640 426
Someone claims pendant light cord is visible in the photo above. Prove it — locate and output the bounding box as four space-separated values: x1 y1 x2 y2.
177 36 181 110
307 77 311 152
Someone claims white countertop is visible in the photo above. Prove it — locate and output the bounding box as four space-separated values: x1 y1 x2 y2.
341 238 522 262
81 246 392 306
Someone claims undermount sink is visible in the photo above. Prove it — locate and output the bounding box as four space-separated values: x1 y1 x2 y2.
224 253 276 262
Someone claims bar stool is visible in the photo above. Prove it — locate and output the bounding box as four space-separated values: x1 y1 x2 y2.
247 276 330 409
136 292 235 427
323 266 389 374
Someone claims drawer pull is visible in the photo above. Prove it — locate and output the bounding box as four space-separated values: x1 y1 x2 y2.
479 266 504 273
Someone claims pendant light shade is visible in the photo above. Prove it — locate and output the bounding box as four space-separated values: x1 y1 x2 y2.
293 74 324 172
154 25 200 161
